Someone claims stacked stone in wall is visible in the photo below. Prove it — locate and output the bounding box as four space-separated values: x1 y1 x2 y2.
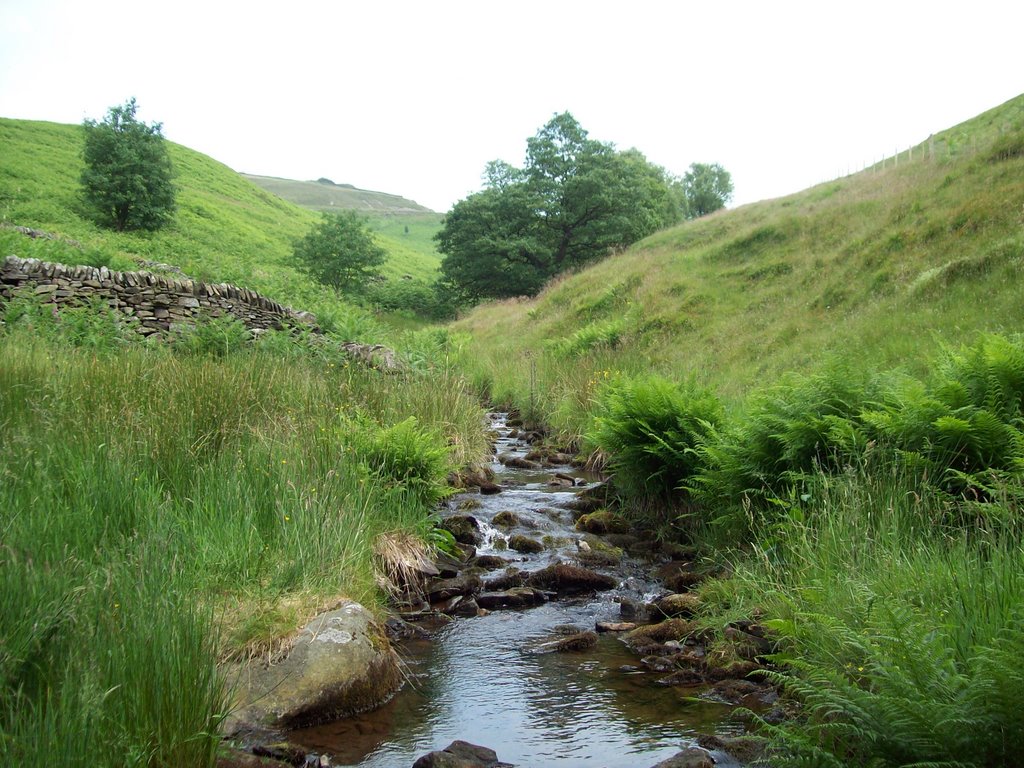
0 255 318 335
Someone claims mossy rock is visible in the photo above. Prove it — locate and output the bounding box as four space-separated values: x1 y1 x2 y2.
491 510 520 528
536 630 599 653
579 533 624 557
439 515 482 546
653 592 702 619
225 602 401 732
575 509 630 535
575 549 621 568
526 563 617 594
625 618 697 646
508 534 544 554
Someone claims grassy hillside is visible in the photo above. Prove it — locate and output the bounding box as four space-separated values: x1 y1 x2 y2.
241 173 432 213
448 94 1024 768
0 119 438 310
242 173 444 282
454 94 1024 428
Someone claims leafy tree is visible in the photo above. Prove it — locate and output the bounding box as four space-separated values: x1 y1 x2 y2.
437 185 550 301
679 162 733 219
80 98 175 231
437 113 677 301
293 211 386 295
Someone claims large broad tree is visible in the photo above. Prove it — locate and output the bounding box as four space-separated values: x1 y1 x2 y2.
679 162 733 219
293 211 387 295
80 98 176 231
437 113 678 302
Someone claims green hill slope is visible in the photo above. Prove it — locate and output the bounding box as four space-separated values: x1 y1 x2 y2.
242 174 444 281
241 173 432 214
0 119 438 310
454 94 1024 428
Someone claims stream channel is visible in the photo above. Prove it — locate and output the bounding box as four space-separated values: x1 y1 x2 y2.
290 414 745 767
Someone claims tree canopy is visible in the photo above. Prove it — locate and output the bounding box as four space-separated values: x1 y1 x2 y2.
80 98 176 231
436 113 679 301
293 211 386 295
679 162 733 219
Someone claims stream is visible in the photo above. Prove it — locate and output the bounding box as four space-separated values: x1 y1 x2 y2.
289 414 747 767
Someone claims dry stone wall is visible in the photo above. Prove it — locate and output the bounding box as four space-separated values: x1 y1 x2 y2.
0 255 317 335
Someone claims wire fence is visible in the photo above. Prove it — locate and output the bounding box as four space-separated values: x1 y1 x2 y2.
820 107 1024 184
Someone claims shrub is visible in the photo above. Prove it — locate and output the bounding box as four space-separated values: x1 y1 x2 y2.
861 334 1024 494
80 98 176 232
293 211 386 295
693 363 879 524
585 375 722 502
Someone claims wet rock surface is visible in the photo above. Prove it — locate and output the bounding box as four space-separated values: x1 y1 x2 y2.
648 746 716 768
412 740 512 768
226 602 402 735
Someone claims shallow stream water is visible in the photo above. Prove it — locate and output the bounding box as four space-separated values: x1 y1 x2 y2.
290 415 743 767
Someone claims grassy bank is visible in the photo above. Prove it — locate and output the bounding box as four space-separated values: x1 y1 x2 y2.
571 333 1024 765
439 95 1024 766
710 468 1024 766
0 303 488 766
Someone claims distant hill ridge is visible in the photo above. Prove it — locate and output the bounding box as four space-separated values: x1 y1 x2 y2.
242 173 433 214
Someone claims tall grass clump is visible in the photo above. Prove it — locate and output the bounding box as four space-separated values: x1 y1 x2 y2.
0 311 489 765
717 467 1024 767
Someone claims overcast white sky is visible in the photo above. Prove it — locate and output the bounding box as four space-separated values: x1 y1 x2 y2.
2 1 1022 213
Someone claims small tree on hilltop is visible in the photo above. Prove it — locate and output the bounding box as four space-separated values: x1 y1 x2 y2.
294 211 387 295
80 98 176 231
679 162 733 219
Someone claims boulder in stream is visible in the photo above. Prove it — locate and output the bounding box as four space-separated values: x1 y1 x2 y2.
439 515 483 546
476 587 547 610
483 567 526 591
508 534 544 554
534 629 599 653
575 509 630 534
412 740 513 768
225 601 401 732
648 746 715 768
652 592 702 619
498 453 543 470
526 563 618 595
491 510 520 528
425 573 482 604
472 554 512 570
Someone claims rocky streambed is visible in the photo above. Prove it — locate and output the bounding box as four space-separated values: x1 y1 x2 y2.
280 414 779 767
